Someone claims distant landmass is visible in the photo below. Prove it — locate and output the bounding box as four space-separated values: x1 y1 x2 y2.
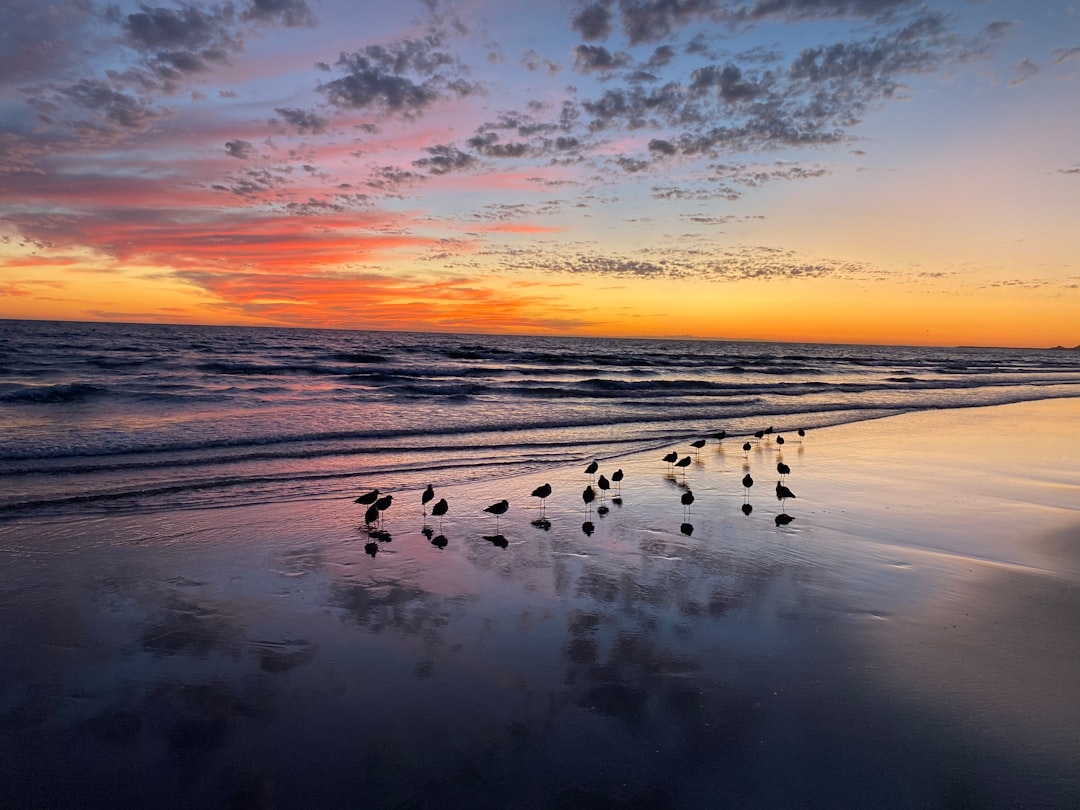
1049 344 1080 350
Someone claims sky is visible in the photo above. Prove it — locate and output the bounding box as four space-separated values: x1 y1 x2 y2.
1 0 1078 347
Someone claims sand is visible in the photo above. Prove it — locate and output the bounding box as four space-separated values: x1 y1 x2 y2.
1 398 1078 808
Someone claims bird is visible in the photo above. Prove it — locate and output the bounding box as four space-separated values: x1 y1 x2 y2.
742 441 752 457
431 497 448 529
776 481 796 503
663 451 678 471
742 473 754 490
690 438 706 457
421 484 435 515
582 485 596 514
483 499 509 531
364 502 380 527
354 488 379 505
674 455 692 480
531 483 552 517
776 435 785 445
375 494 393 511
777 461 791 480
754 430 765 439
797 428 806 438
611 468 624 498
775 513 795 526
597 474 610 503
713 430 726 443
584 461 598 481
681 489 694 519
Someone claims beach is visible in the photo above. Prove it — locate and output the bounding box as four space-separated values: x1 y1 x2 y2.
1 397 1078 808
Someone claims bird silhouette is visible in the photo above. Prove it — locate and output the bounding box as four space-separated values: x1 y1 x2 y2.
421 484 435 515
597 474 610 507
584 461 598 481
713 430 726 443
777 461 791 481
775 481 796 504
531 483 552 518
754 430 765 439
483 499 509 532
364 502 380 527
582 485 596 516
663 451 678 471
375 494 393 512
776 435 785 445
742 441 752 457
611 468 624 500
355 488 380 505
674 455 692 481
690 438 706 457
431 497 448 530
681 489 694 519
742 473 754 491
797 428 806 438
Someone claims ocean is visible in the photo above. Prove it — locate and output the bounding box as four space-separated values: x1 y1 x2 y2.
3 318 1080 518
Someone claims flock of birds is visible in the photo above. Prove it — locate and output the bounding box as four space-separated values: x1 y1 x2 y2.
352 427 806 556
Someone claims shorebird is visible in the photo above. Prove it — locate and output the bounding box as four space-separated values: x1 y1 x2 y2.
611 469 624 498
776 435 785 445
674 455 692 481
483 499 509 532
582 485 596 515
421 484 435 515
713 430 726 444
584 461 598 481
797 428 806 438
681 489 694 519
777 461 791 481
597 474 610 505
431 497 448 529
776 481 796 504
531 483 552 518
754 430 765 440
375 494 393 512
742 441 752 457
354 488 379 505
690 438 706 457
364 502 380 527
742 473 754 502
663 451 678 472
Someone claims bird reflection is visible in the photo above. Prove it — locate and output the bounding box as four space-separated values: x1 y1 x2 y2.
775 513 795 527
421 526 434 539
680 522 694 536
581 521 595 536
431 534 449 548
485 534 509 548
741 502 753 516
364 541 379 557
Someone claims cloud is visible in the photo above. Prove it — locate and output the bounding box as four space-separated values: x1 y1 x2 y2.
574 44 632 73
242 0 317 28
317 35 479 118
225 139 255 159
571 3 614 41
274 106 329 134
412 144 477 175
1008 59 1040 87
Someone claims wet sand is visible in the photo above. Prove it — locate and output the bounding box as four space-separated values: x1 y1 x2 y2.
1 399 1078 808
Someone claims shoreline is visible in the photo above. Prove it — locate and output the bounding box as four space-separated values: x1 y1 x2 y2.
2 398 1078 807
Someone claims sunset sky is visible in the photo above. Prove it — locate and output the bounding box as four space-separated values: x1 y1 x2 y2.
1 0 1077 346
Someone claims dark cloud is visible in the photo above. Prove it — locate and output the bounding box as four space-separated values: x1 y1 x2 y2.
1008 59 1039 87
317 36 478 117
689 64 761 102
574 44 633 73
572 3 614 41
57 79 163 132
522 49 561 75
242 0 317 27
225 139 255 159
648 138 677 156
412 144 477 175
467 132 531 158
274 106 329 134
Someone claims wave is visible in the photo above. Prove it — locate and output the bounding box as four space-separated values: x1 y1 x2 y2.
0 382 107 404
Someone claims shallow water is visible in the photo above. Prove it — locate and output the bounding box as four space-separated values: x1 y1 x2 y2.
2 400 1078 808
